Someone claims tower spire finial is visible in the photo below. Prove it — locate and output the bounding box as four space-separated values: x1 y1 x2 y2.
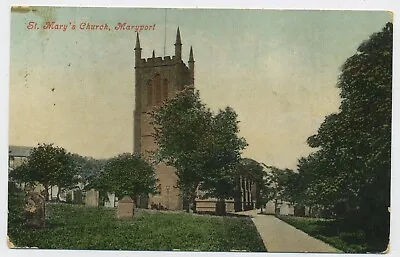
174 27 182 60
189 46 194 62
135 32 141 49
134 32 142 66
188 46 195 86
175 27 182 46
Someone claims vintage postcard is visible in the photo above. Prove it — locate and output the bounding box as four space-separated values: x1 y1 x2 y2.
7 6 392 254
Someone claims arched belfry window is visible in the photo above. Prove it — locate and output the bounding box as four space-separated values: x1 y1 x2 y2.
147 80 153 106
162 79 169 100
154 74 162 104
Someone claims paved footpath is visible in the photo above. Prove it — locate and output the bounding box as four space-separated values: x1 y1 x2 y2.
238 209 341 253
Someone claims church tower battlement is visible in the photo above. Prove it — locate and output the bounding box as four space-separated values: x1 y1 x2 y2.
133 28 194 210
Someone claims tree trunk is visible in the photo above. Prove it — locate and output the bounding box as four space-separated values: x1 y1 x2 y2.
133 195 138 207
190 186 198 213
192 198 197 213
44 185 50 201
183 194 190 213
189 192 197 213
184 187 197 213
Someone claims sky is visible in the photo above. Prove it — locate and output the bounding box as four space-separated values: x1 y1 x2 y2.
9 7 391 169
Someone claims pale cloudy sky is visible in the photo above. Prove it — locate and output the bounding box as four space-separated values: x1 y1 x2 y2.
9 7 391 169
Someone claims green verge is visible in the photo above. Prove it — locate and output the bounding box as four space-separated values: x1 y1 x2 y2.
8 203 266 251
277 215 371 253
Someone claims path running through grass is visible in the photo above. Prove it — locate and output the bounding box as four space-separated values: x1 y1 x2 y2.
238 209 340 253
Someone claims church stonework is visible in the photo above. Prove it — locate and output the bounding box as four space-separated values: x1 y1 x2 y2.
133 28 194 210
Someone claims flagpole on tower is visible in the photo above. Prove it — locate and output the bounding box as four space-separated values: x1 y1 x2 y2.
164 8 167 56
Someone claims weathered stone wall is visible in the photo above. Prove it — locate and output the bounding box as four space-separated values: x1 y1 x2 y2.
195 199 236 213
148 163 182 210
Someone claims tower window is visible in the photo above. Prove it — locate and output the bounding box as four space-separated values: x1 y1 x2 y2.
162 79 169 100
154 74 161 104
147 81 152 106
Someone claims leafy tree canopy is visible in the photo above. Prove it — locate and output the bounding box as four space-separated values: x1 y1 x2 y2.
91 153 158 203
9 143 77 201
150 89 247 207
291 23 392 249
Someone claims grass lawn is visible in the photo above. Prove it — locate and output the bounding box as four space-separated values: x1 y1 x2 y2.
278 215 379 253
8 203 266 251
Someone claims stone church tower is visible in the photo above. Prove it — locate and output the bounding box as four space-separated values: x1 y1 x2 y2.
133 28 195 210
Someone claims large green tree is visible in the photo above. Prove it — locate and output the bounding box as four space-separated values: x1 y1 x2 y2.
295 22 392 251
150 89 213 211
150 89 247 213
9 143 77 201
92 153 158 204
199 107 248 202
71 154 106 189
262 164 295 212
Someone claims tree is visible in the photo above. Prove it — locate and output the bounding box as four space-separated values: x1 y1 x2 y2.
93 153 158 204
71 154 106 189
199 107 248 204
295 22 392 251
9 162 33 186
262 165 295 213
52 152 81 201
9 143 76 201
291 152 341 217
150 89 214 212
150 89 247 213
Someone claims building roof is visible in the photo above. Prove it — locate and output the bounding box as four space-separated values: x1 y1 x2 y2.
9 145 34 157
